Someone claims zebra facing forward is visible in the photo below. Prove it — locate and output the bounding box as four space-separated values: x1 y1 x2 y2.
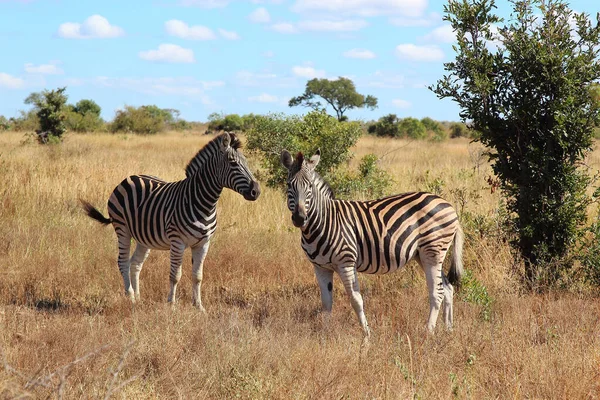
281 149 463 338
81 132 260 310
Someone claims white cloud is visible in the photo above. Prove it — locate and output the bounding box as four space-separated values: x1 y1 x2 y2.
271 19 368 34
248 93 279 103
248 7 271 23
343 48 376 59
396 44 444 62
291 0 427 17
392 99 411 108
291 65 325 78
271 22 299 34
178 0 229 8
139 44 195 63
361 70 405 88
57 15 124 39
219 28 240 40
165 20 216 40
297 19 368 32
94 76 221 102
24 61 63 75
390 12 441 27
0 72 25 89
235 70 297 88
421 24 455 43
262 50 275 58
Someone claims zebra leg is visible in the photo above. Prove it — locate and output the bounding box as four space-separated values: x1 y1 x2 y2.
338 265 370 340
191 239 210 312
421 257 445 333
116 230 134 302
129 244 150 302
314 265 334 326
167 241 186 304
442 272 454 330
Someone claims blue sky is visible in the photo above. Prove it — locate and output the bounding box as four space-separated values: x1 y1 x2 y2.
0 0 597 123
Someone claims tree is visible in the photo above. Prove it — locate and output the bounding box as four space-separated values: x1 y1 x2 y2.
72 99 101 117
289 77 378 121
431 0 600 286
26 87 68 143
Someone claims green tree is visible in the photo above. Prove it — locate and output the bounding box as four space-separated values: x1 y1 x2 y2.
246 110 363 188
431 0 600 286
367 114 400 137
398 117 426 139
72 99 101 117
289 77 378 121
26 87 68 143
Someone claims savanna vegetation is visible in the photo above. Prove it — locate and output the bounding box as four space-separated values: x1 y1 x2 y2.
0 130 599 399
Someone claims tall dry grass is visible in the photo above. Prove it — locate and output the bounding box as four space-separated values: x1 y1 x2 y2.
0 131 598 399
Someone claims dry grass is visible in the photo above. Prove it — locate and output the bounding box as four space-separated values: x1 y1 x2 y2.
0 130 599 399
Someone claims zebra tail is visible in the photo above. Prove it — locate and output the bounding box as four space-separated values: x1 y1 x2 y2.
80 199 112 225
448 224 464 286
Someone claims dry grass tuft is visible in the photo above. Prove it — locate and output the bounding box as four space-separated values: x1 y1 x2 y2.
0 131 599 399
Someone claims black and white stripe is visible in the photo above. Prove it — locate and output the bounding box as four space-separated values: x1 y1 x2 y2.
82 132 260 309
281 149 463 338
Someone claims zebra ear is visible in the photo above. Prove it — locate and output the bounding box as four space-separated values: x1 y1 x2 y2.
221 132 231 150
308 148 320 169
281 150 293 170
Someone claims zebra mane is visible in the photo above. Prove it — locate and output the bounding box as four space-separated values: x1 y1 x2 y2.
313 171 335 200
185 132 242 178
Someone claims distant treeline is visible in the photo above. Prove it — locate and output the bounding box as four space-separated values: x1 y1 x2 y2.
0 89 480 139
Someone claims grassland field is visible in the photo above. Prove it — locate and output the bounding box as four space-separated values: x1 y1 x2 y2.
0 130 598 399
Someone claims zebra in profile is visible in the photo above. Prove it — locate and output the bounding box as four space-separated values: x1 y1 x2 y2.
281 149 463 339
81 132 260 310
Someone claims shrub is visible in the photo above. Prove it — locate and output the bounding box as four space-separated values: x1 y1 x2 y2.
367 114 400 137
246 110 363 188
222 114 244 131
110 105 177 134
398 117 427 139
9 110 39 132
328 154 393 199
449 122 468 138
26 87 68 143
0 116 10 131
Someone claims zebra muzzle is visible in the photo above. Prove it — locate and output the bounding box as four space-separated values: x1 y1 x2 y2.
243 180 261 201
292 210 307 228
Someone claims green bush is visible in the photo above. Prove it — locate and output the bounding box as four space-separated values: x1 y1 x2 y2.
0 116 10 131
459 270 494 321
367 114 400 137
398 117 426 139
246 110 363 188
64 109 104 132
8 110 39 132
222 114 244 131
110 105 178 134
328 154 393 199
449 122 468 138
28 87 68 143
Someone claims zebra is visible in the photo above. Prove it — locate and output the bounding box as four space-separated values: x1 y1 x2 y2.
81 132 260 311
280 149 463 339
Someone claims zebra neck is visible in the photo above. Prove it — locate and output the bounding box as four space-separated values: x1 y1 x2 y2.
302 190 335 236
189 161 223 213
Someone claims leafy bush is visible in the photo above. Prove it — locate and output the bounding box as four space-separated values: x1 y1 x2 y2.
207 113 246 132
246 110 363 188
8 110 39 132
328 154 393 199
449 122 468 138
367 114 400 137
27 87 68 143
398 117 426 139
0 116 10 131
459 269 494 322
72 99 101 117
64 109 104 132
110 105 178 134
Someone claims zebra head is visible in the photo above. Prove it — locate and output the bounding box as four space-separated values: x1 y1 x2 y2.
218 132 261 201
281 149 321 228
